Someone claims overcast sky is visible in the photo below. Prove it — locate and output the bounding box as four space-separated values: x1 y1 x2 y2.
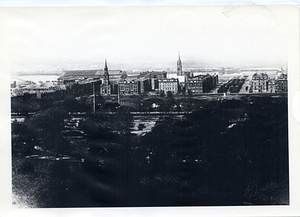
4 5 293 74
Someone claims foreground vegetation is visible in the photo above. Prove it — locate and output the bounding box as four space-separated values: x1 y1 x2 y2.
12 94 288 207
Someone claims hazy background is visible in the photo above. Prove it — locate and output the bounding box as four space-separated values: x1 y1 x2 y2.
5 5 289 75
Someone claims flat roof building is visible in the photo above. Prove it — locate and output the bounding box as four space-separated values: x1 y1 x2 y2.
158 78 179 94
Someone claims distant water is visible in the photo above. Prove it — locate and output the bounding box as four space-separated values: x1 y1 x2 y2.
11 75 60 83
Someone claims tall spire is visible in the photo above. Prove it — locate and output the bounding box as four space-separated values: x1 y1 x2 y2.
177 51 182 76
103 59 109 85
104 59 108 71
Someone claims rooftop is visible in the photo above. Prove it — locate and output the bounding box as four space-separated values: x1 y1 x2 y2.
58 69 122 80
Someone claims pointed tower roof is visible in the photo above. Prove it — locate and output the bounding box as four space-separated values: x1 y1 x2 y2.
104 59 108 70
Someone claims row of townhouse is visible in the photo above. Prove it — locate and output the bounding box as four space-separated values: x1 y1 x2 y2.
157 74 218 94
250 72 287 93
185 74 218 94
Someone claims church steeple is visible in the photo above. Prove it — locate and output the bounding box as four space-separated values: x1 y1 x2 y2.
103 59 109 85
104 59 108 71
177 52 182 76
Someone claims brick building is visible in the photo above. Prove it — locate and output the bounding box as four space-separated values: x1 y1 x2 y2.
118 79 140 95
185 74 218 93
185 76 203 93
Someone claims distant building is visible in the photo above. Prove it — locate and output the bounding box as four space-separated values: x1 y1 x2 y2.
66 80 101 96
58 70 102 84
158 78 179 94
137 71 166 91
11 81 16 89
212 73 218 86
268 79 276 93
169 53 219 93
202 74 218 92
58 64 122 85
138 71 167 80
118 79 140 95
185 76 203 93
139 79 152 93
250 71 287 93
167 73 185 84
166 53 186 87
251 72 269 93
185 74 218 93
150 78 159 90
275 73 288 93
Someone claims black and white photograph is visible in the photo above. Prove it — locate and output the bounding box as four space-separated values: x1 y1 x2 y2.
1 3 300 217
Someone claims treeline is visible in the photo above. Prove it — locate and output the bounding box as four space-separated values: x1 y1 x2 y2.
11 89 203 115
76 96 289 206
126 96 288 205
12 95 289 207
12 97 134 207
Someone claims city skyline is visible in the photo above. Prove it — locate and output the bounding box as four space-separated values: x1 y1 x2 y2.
6 5 291 75
3 4 300 217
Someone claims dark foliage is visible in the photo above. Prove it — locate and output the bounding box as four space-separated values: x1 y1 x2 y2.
12 95 288 207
